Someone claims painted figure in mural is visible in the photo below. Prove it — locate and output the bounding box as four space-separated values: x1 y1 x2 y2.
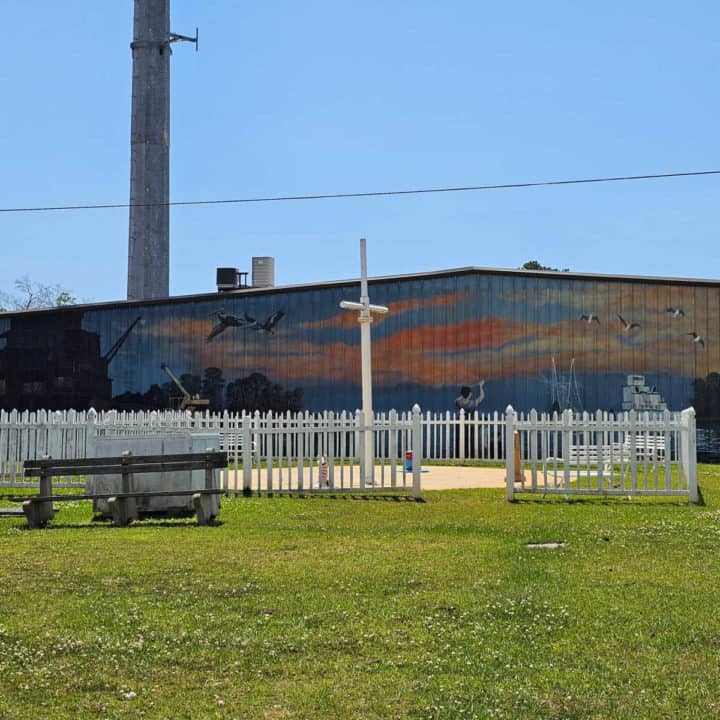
579 313 601 324
206 310 252 342
244 308 286 334
665 306 685 318
455 381 485 457
687 332 705 348
455 381 485 411
206 307 286 343
617 313 641 332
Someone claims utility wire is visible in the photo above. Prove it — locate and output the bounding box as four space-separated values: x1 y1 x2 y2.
0 169 718 214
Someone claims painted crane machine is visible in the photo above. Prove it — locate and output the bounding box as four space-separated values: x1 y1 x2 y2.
160 363 210 411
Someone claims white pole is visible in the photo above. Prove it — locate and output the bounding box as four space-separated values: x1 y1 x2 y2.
359 240 374 484
339 238 388 485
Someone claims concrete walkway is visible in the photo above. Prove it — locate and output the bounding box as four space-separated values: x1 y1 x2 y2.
222 465 507 492
417 465 507 490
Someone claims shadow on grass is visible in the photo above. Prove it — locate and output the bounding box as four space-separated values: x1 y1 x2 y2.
16 518 226 532
511 496 695 507
243 492 424 503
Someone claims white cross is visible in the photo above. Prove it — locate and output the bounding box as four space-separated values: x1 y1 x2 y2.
339 238 388 484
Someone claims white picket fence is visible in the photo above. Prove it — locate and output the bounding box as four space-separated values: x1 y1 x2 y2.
505 406 698 502
0 407 504 489
421 410 506 462
0 406 699 501
211 408 422 496
0 407 425 496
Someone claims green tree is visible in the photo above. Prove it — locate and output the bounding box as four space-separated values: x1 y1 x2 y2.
201 367 226 411
142 383 170 409
226 372 303 413
179 373 202 397
520 260 569 272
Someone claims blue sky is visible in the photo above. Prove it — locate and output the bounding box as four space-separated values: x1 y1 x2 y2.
2 1 718 303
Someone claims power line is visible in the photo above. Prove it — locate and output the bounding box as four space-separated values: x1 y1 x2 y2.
1 169 718 215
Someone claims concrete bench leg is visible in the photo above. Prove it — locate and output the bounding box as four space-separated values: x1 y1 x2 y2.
193 493 218 526
108 496 138 527
22 500 54 529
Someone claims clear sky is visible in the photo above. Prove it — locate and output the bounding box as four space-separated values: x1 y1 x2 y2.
2 1 718 304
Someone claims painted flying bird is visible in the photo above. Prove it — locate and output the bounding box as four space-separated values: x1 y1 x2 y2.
687 332 705 347
617 313 640 332
580 314 600 324
206 310 250 342
245 308 286 334
665 307 685 318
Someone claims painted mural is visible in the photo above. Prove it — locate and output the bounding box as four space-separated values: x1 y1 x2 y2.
1 270 719 442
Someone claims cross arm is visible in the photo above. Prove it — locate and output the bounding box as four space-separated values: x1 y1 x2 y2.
339 300 389 314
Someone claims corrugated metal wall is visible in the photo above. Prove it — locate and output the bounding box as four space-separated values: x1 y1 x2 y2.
0 270 718 416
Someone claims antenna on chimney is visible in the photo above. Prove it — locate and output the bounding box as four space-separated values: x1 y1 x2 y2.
170 27 199 52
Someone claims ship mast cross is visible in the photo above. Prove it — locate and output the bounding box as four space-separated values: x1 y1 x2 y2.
339 239 388 484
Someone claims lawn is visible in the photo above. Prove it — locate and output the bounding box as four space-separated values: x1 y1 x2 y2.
1 467 720 719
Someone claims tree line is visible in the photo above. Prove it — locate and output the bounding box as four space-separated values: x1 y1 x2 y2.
113 369 304 413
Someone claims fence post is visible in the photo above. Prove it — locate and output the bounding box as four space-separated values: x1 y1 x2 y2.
458 408 465 464
514 431 524 485
38 455 55 525
663 409 672 491
411 404 422 499
242 413 252 494
355 409 364 487
505 405 515 501
529 408 538 490
681 407 699 503
562 409 572 491
205 447 221 516
389 409 398 489
424 410 430 461
628 410 638 494
327 411 335 490
109 450 138 527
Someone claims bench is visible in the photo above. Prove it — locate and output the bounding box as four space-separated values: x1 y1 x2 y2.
559 437 666 476
218 431 257 455
568 443 630 467
622 434 666 461
543 444 631 480
17 450 228 529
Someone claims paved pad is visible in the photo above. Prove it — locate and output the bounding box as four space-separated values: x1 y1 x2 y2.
223 465 507 492
417 466 507 490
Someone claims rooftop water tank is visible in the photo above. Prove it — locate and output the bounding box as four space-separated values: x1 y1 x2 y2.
252 257 275 288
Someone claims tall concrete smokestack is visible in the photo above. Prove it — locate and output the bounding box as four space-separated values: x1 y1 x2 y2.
127 0 171 300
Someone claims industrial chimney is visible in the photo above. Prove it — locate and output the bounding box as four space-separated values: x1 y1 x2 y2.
127 0 170 300
127 1 197 301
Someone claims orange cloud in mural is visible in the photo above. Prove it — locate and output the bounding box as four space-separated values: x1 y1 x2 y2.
297 291 474 330
136 284 717 390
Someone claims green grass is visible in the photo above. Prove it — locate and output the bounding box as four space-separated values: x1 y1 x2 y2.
2 468 720 719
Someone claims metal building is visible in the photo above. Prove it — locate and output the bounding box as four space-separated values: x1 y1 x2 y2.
1 266 719 448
